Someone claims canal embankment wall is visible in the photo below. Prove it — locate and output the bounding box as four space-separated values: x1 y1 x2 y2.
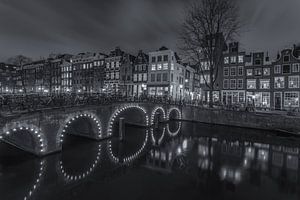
182 106 300 134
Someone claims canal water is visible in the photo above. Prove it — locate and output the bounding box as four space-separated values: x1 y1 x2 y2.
0 121 300 200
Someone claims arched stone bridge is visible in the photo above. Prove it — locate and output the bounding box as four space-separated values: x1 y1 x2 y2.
0 102 183 156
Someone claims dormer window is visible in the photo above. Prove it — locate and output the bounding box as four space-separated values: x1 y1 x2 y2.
283 55 290 62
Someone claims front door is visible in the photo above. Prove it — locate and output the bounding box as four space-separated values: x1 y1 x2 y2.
274 92 282 110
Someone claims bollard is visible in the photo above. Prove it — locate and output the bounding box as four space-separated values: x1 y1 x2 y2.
119 117 125 141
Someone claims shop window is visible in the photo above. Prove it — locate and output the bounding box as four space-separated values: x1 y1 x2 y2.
284 92 299 107
288 76 299 88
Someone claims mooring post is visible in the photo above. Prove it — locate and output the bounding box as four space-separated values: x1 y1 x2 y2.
119 117 125 140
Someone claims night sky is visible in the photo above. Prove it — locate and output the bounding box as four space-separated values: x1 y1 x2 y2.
0 0 300 61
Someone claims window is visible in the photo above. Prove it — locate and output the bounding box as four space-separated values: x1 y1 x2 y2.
163 55 168 61
247 79 256 89
292 63 300 73
171 63 174 70
152 56 156 62
262 92 270 107
283 55 290 62
157 64 162 70
282 65 291 74
289 76 299 88
230 79 236 89
116 72 119 79
224 67 229 76
163 63 168 70
223 79 229 89
274 77 285 88
284 92 299 107
238 66 243 76
230 67 236 76
254 59 261 65
224 57 229 64
230 56 236 64
263 68 270 76
143 73 147 81
163 73 168 81
247 69 253 76
260 79 270 89
116 61 119 68
151 74 155 82
254 68 262 76
237 79 243 89
158 56 162 62
151 64 156 71
138 74 143 82
157 73 161 82
171 74 174 82
133 74 137 81
238 55 244 63
274 65 281 74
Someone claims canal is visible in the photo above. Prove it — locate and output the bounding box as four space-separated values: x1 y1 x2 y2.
0 121 300 200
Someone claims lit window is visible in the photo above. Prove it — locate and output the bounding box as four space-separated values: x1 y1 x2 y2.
260 79 270 89
230 56 236 64
111 62 114 69
288 76 299 88
238 55 244 63
274 65 281 74
292 63 300 73
138 74 143 82
224 57 229 64
116 62 120 68
247 79 256 89
157 64 162 70
284 92 299 107
143 73 147 81
163 63 168 70
263 68 270 76
171 63 174 70
247 69 253 76
133 74 137 81
274 77 284 89
151 64 156 71
254 68 262 76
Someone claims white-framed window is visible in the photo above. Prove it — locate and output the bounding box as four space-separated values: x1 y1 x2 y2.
263 68 270 76
238 55 244 63
292 63 300 73
143 73 147 81
274 65 281 74
238 66 244 76
284 92 299 107
224 67 229 76
230 56 236 64
274 77 285 89
223 79 229 89
247 79 256 89
260 79 270 89
288 76 299 88
157 64 162 70
247 69 253 76
230 79 236 89
224 57 229 64
237 79 243 89
163 63 168 70
151 64 156 71
230 67 236 76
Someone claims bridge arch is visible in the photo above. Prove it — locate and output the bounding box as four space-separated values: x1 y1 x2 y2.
150 127 166 146
167 121 182 137
167 107 182 120
150 107 166 125
107 104 149 137
107 130 149 164
1 124 46 155
58 144 102 182
57 112 102 148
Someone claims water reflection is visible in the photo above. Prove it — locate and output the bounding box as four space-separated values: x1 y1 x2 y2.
1 122 300 199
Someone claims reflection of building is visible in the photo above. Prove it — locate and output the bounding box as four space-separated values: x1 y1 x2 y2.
184 64 195 100
147 46 185 99
133 50 148 96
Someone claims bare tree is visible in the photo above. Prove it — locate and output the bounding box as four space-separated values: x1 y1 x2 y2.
7 55 32 94
180 0 241 107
